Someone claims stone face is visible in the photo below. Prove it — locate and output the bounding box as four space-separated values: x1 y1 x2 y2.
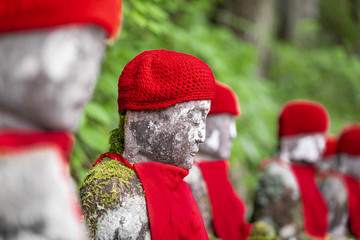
279 134 326 163
184 165 214 235
0 148 87 240
339 155 360 179
0 25 106 131
198 114 236 160
80 158 150 240
123 100 211 170
252 162 303 239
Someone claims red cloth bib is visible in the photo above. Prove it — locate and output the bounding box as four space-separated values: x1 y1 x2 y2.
197 160 252 240
95 153 209 240
342 173 360 238
0 129 74 165
290 163 328 239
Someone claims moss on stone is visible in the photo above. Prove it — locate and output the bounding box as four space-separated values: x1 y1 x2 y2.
79 157 138 237
249 221 278 240
109 111 126 154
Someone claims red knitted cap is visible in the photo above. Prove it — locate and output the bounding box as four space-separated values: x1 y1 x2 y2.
278 100 329 137
338 123 360 156
117 50 216 112
0 0 123 39
322 135 338 158
208 81 240 116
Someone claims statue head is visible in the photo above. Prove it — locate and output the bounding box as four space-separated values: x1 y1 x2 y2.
338 124 360 179
0 0 123 131
115 50 216 169
317 135 338 171
198 82 240 160
278 100 329 163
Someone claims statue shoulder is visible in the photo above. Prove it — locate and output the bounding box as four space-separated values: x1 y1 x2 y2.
80 158 150 240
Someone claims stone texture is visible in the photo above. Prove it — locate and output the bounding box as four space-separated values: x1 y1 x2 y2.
80 158 150 240
123 100 211 169
252 134 326 239
0 25 106 131
81 100 211 239
319 175 349 238
197 114 237 160
184 165 214 235
0 148 87 240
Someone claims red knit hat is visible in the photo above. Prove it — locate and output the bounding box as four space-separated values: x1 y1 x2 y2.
0 0 123 39
322 135 338 159
208 81 240 116
278 100 329 137
338 123 360 156
117 50 216 112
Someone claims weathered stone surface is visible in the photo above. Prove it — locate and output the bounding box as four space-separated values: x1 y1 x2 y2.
81 100 211 239
0 25 106 131
123 100 211 169
197 114 237 160
253 134 327 239
319 175 349 238
252 162 303 240
184 165 214 235
339 155 360 179
0 148 87 240
80 158 150 240
278 134 326 163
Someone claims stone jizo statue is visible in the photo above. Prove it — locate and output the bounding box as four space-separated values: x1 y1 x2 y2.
252 100 329 240
185 82 254 240
80 49 216 240
0 1 122 239
320 124 360 239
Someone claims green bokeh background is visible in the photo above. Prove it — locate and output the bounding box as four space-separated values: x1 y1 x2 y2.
71 0 360 214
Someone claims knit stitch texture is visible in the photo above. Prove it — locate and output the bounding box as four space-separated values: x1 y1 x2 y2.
278 100 329 137
117 49 215 112
209 81 240 116
0 0 122 39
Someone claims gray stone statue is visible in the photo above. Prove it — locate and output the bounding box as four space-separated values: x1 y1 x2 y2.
320 124 360 239
80 49 215 240
185 83 239 237
0 25 106 130
252 100 329 239
185 82 260 240
0 1 122 238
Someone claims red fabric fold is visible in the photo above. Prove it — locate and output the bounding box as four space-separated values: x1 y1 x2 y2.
94 153 209 240
198 160 252 240
0 129 74 164
290 163 328 239
342 174 360 238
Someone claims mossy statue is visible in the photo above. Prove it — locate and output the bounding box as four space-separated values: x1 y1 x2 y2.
80 49 216 239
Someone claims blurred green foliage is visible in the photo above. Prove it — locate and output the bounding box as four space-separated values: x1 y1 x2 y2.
71 0 360 210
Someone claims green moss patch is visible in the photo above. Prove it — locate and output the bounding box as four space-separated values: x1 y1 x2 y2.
109 111 126 154
79 157 137 237
249 221 278 240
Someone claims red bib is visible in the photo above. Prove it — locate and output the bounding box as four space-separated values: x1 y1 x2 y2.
0 129 74 165
197 160 252 240
290 163 328 239
95 153 208 240
342 173 360 238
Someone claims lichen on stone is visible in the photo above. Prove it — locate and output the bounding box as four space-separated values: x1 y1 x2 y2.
249 221 278 240
79 157 138 238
